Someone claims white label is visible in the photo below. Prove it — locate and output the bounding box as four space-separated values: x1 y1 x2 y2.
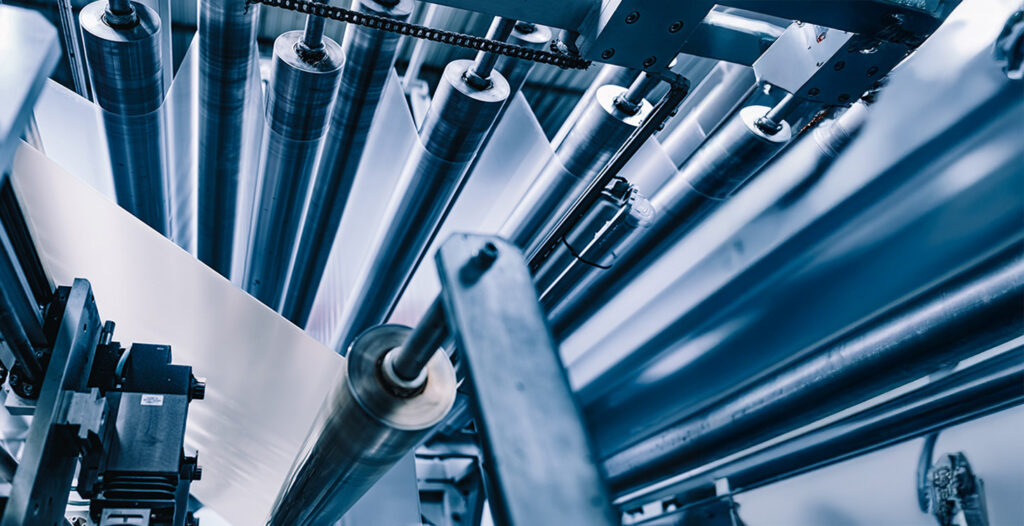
140 394 164 406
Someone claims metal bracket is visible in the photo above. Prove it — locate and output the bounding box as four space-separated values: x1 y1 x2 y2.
923 452 990 526
1 279 102 526
435 233 616 526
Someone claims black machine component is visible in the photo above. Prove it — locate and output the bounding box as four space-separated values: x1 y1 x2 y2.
0 187 203 526
0 282 205 526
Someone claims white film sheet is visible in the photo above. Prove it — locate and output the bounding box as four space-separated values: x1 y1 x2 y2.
9 144 344 526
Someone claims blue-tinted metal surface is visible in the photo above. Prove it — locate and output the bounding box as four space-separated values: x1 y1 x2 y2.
548 103 792 337
281 0 413 326
80 0 170 235
563 15 1024 461
605 241 1024 496
243 31 342 308
331 60 509 352
502 83 651 254
197 0 260 276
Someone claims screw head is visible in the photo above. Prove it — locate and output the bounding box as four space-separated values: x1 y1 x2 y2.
668 20 683 33
866 66 879 77
601 48 615 59
643 56 657 68
838 93 851 103
833 60 846 71
808 87 821 96
625 10 640 24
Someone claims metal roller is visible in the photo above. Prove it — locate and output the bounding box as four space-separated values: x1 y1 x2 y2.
660 62 756 169
547 103 794 337
269 325 456 525
243 30 343 308
331 58 509 352
281 0 413 327
501 75 655 255
552 64 635 149
197 0 260 276
80 0 169 235
604 241 1024 496
493 22 551 98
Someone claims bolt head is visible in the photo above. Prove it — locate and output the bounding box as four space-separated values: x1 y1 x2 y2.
808 87 821 96
866 66 879 77
625 10 640 24
838 93 851 103
601 48 615 59
833 60 846 71
643 56 657 68
669 20 683 33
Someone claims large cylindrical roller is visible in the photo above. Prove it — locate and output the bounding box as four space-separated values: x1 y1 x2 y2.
270 325 456 525
331 59 509 352
197 0 260 276
661 62 756 169
281 0 413 327
548 104 793 337
243 31 342 308
501 78 653 255
80 0 169 235
493 22 551 98
552 64 635 148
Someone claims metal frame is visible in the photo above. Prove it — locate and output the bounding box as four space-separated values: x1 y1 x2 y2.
436 233 616 526
2 279 102 526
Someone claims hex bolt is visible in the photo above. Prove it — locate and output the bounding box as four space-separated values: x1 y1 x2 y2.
602 48 615 59
808 87 821 96
669 20 683 33
472 242 499 270
643 56 657 68
625 10 639 24
833 61 846 71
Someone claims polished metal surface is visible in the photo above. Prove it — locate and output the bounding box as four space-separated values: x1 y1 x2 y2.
604 242 1024 496
244 30 342 308
547 104 792 336
502 83 652 254
281 0 413 326
552 64 634 149
331 59 509 352
622 344 1024 514
270 324 455 525
80 0 170 235
494 23 552 98
660 62 756 168
197 0 260 276
561 15 1023 463
435 233 616 525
